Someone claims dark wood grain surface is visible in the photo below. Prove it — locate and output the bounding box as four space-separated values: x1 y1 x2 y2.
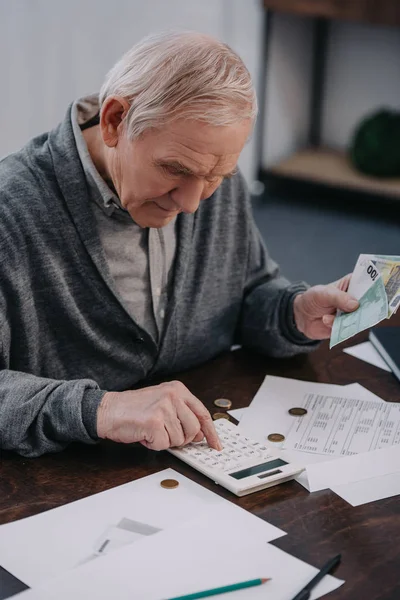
263 0 400 28
1 319 400 599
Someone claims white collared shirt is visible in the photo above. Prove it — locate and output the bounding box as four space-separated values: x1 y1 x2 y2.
71 95 177 344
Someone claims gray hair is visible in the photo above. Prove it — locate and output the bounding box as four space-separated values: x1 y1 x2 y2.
99 30 257 139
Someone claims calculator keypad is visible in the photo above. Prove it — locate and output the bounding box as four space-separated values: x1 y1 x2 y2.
175 420 275 473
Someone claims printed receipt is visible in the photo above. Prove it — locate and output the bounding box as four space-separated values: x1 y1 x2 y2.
284 393 400 456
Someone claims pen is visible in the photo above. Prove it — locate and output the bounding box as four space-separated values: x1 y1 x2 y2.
290 554 341 600
167 577 271 600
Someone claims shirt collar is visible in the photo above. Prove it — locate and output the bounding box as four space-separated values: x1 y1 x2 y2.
71 94 124 217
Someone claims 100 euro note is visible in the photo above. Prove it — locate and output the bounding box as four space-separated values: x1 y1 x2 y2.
360 254 400 316
330 255 390 348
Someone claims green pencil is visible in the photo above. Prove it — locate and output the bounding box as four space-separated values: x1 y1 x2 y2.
166 577 271 600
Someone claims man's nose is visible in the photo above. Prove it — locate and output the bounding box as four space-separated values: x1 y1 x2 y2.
170 177 205 214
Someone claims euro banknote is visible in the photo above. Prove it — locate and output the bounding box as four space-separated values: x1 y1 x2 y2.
330 254 400 348
360 254 400 316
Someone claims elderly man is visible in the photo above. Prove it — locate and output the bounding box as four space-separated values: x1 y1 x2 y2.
0 31 357 457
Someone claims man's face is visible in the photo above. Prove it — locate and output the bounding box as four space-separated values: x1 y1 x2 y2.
107 118 251 228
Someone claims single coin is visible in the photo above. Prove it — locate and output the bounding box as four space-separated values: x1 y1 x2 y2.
267 433 285 443
288 407 308 417
212 412 231 421
160 479 179 489
213 398 232 409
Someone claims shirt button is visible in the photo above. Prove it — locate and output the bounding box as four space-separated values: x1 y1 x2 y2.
160 309 165 318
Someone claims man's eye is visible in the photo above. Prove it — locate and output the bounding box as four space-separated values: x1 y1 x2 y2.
206 176 222 184
162 166 182 177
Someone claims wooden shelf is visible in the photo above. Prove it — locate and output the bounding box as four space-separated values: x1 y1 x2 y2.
263 0 400 28
268 148 400 199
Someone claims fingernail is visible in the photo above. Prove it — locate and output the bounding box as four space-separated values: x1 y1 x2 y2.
347 299 359 310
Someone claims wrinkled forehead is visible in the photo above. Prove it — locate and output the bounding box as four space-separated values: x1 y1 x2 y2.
147 118 251 173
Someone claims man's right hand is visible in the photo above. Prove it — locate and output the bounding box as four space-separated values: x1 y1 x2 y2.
96 380 223 451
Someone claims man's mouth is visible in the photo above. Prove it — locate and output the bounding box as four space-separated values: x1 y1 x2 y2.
154 201 180 214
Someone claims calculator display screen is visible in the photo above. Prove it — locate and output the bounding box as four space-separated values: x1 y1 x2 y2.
229 459 288 480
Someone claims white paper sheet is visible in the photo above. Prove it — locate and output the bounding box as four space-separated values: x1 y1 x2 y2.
227 407 245 421
239 376 363 449
344 382 386 401
284 394 400 457
227 383 373 425
344 341 392 371
332 471 400 506
0 468 285 588
236 377 341 490
230 383 385 428
237 376 399 496
12 507 344 600
306 443 400 492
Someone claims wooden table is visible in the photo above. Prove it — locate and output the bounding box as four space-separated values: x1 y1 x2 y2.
1 320 400 599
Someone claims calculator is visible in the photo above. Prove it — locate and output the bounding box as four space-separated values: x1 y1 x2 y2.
168 420 304 496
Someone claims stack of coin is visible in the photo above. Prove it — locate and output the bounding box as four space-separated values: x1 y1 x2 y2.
213 398 232 422
213 398 232 410
212 412 230 421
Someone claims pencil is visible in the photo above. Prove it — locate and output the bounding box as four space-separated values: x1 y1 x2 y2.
167 577 270 600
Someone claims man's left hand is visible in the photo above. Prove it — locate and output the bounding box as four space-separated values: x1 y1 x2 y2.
293 274 359 340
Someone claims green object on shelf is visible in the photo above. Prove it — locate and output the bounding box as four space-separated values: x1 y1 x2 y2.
350 109 400 178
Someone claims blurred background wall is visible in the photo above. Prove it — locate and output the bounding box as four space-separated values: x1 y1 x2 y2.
2 1 400 182
263 13 400 167
0 0 263 183
0 1 399 284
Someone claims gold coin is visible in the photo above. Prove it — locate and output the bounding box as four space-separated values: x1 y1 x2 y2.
213 398 232 409
288 407 308 417
160 479 179 489
212 412 231 421
267 433 285 443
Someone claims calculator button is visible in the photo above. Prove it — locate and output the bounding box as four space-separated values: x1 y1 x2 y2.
221 460 238 471
261 453 274 460
231 452 242 460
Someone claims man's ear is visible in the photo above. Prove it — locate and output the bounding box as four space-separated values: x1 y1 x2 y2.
100 96 130 147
